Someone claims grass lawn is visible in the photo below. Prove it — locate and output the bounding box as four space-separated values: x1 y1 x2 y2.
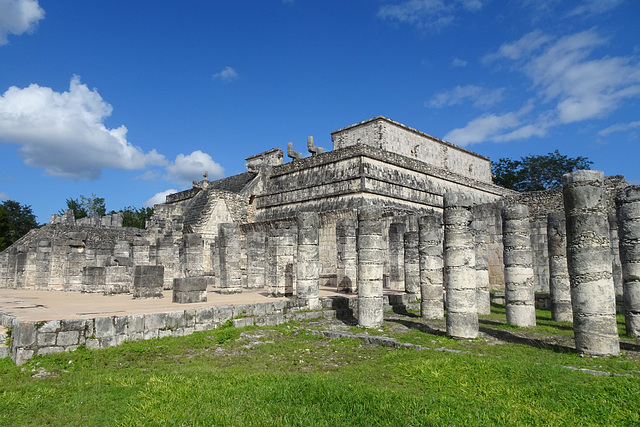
1 306 639 426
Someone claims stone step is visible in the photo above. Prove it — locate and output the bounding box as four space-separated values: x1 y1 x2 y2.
232 309 337 328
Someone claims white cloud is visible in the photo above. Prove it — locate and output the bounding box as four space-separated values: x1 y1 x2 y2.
567 0 623 17
524 30 640 123
483 30 551 63
166 150 224 186
444 111 521 145
0 0 44 45
144 189 178 208
0 191 8 200
449 29 640 145
212 66 239 82
0 76 167 180
427 85 504 108
378 0 483 31
451 57 467 67
598 121 640 137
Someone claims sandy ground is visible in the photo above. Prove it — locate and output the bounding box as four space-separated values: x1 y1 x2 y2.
0 286 362 322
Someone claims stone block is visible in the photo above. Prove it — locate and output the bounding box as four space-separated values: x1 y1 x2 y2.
38 320 61 333
37 332 57 346
144 313 167 331
57 331 80 346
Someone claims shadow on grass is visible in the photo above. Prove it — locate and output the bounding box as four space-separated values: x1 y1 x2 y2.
384 318 448 337
620 340 640 352
479 326 576 353
390 305 420 317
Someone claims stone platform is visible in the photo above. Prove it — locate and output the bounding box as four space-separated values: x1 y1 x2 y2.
0 286 414 365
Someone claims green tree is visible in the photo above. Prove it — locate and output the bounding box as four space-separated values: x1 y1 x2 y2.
0 200 39 251
492 150 593 192
60 194 106 219
119 206 154 229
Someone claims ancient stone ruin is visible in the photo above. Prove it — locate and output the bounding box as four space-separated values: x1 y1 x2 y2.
0 115 634 363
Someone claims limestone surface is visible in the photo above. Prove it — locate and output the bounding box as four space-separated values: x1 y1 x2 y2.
615 185 640 338
357 206 384 328
563 170 619 356
444 192 478 339
418 213 444 319
502 204 536 328
547 212 572 322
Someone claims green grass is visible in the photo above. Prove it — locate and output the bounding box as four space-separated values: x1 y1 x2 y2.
0 306 639 426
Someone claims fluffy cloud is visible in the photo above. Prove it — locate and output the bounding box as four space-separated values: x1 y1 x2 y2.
0 191 8 200
427 85 504 108
0 76 167 180
0 0 45 45
166 150 224 186
447 29 640 145
212 66 239 82
144 189 178 208
444 111 521 145
378 0 483 31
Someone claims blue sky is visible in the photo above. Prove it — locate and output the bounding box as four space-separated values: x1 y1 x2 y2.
1 0 639 223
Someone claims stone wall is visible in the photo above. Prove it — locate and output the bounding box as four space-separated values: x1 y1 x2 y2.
331 116 492 182
257 143 511 222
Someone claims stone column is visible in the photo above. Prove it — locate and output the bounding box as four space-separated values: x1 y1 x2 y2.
297 212 320 309
404 231 420 294
246 230 267 289
267 224 295 297
608 215 624 296
357 206 384 328
34 240 52 291
502 204 536 327
615 185 640 338
218 223 243 294
473 219 491 315
419 213 444 319
336 218 357 293
388 222 405 290
444 192 478 339
547 212 573 322
182 233 204 277
563 170 619 356
132 237 151 266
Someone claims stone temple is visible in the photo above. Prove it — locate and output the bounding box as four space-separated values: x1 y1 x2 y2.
0 116 633 362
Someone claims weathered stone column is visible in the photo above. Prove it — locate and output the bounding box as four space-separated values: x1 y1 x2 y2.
404 231 420 294
444 192 478 339
473 219 491 315
336 218 357 293
547 212 573 322
246 230 267 289
297 212 320 309
218 223 243 294
182 233 204 277
563 170 619 356
419 213 444 319
615 185 640 338
608 215 624 296
388 222 405 290
34 240 52 291
267 224 295 297
357 206 384 328
502 204 536 327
